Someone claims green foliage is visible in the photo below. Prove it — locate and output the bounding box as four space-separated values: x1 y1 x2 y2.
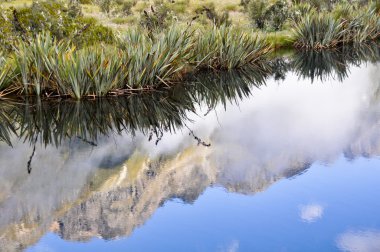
0 1 115 51
79 0 93 4
289 2 316 23
120 25 194 88
332 2 354 21
96 0 137 16
85 47 126 96
169 0 189 14
140 0 176 34
54 48 94 99
292 4 380 50
96 0 112 14
13 33 57 95
292 14 345 49
0 52 16 94
195 4 231 27
0 24 273 98
248 0 289 31
194 25 271 69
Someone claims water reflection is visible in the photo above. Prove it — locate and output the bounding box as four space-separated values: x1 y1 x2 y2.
336 230 380 252
274 43 380 82
0 45 380 251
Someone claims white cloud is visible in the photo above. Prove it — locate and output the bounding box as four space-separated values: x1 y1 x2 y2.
299 204 324 223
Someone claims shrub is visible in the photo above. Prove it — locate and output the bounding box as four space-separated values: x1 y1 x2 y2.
195 4 231 27
140 0 176 34
118 0 137 15
169 0 189 14
289 2 316 23
96 0 113 14
247 0 266 29
248 0 289 31
0 1 115 51
95 0 137 16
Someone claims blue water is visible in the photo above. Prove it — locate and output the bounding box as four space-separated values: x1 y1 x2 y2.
2 60 380 252
28 157 380 252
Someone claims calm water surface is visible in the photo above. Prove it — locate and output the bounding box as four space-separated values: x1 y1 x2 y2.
1 48 380 251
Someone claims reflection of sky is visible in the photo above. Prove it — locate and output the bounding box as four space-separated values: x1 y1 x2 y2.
28 157 380 252
8 62 380 251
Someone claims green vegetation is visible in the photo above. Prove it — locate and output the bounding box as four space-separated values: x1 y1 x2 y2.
0 66 270 146
0 0 380 99
2 43 380 146
0 26 270 99
293 5 380 49
0 1 114 51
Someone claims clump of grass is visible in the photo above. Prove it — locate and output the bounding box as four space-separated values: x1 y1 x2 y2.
0 52 17 96
265 31 295 49
48 46 125 99
0 25 273 99
112 17 130 24
292 14 346 49
344 8 380 44
293 5 380 50
12 32 62 95
87 47 126 96
169 0 189 14
223 4 239 12
120 25 195 89
51 47 93 99
194 25 271 69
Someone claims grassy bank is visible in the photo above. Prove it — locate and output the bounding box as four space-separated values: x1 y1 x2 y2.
0 26 271 98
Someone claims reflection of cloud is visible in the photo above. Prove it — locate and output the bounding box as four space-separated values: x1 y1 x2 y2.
337 230 380 252
219 240 239 252
299 204 324 223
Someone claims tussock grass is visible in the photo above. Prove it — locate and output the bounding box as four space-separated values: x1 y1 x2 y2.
293 6 380 50
0 26 272 99
0 52 16 96
292 14 346 49
194 25 271 69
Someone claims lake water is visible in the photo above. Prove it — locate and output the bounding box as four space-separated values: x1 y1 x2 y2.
1 47 380 251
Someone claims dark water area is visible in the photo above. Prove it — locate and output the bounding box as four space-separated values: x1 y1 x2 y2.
1 44 380 252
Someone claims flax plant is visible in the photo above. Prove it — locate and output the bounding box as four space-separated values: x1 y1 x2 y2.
0 52 17 96
194 25 271 69
12 33 61 95
292 14 347 49
54 48 93 99
120 25 195 89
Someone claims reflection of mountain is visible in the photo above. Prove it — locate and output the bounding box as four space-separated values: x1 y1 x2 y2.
0 138 315 250
0 59 380 251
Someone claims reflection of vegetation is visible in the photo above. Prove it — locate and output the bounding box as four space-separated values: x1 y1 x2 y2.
188 66 269 109
0 103 17 146
291 49 350 82
291 43 380 82
1 44 379 146
0 66 270 146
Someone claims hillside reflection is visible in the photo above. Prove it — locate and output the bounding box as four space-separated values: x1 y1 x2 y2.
0 45 380 251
